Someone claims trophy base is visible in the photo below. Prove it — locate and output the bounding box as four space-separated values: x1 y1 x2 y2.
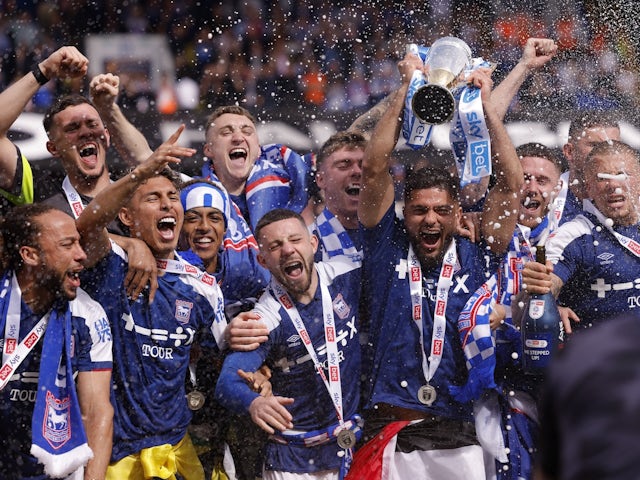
411 84 455 125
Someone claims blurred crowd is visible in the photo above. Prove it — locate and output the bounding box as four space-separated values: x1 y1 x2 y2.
0 0 638 120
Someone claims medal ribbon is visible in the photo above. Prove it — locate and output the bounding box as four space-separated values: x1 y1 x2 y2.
551 172 569 231
155 255 217 286
583 200 640 257
0 273 50 391
408 239 457 387
270 278 346 426
62 176 86 219
155 255 227 351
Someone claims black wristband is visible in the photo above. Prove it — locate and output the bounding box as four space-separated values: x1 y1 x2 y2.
32 64 49 86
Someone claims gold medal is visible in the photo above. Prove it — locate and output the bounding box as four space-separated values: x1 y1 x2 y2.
417 384 437 406
337 429 357 449
186 390 206 410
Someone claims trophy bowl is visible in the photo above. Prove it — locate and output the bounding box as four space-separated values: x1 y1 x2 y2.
411 84 455 124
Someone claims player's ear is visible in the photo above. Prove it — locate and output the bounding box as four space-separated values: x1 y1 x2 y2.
118 207 134 228
19 245 40 267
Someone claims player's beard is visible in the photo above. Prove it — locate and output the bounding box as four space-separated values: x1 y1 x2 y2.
275 255 315 298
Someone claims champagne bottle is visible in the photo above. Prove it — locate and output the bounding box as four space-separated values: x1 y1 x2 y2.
522 245 561 375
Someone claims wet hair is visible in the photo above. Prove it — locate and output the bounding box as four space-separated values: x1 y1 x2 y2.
567 111 620 143
1 203 59 271
255 208 306 243
586 140 640 166
516 143 564 174
205 105 256 133
43 94 98 136
404 166 459 203
122 166 182 191
316 131 367 170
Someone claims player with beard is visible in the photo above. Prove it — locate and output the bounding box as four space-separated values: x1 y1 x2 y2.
75 127 228 479
461 143 564 479
494 143 564 327
519 140 640 331
178 179 273 479
0 203 113 480
0 47 161 301
215 209 362 480
347 51 522 480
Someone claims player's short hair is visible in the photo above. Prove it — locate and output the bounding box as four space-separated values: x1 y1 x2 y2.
404 167 459 203
255 208 306 243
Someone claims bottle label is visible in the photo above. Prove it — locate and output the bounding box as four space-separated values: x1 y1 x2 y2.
524 338 549 348
528 298 546 320
523 332 555 371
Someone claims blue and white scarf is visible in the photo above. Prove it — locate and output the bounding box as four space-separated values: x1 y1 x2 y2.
451 273 498 403
312 207 362 263
0 272 92 477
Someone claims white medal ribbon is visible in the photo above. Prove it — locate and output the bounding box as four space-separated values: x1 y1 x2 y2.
155 254 227 351
62 176 86 219
155 255 217 286
408 239 457 387
583 200 640 257
0 274 50 391
551 172 570 231
270 277 346 425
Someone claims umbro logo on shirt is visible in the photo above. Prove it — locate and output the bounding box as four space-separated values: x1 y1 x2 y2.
597 252 615 265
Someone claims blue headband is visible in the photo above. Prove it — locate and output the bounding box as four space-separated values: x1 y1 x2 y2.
180 182 229 227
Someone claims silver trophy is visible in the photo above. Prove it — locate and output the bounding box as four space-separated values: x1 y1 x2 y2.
411 37 472 124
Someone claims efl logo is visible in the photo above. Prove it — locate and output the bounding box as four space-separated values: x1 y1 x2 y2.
462 86 480 102
432 339 443 355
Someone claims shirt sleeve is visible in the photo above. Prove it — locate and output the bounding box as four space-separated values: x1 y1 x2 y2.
0 148 34 206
